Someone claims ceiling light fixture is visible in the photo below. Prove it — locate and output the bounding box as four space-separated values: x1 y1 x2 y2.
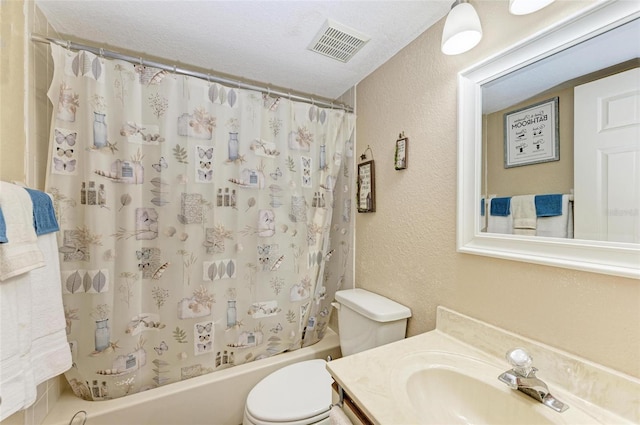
509 0 555 15
441 0 483 55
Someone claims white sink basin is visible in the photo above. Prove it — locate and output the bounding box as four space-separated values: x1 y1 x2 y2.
394 351 601 425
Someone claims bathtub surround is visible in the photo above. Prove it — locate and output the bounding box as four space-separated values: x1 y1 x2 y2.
41 328 340 425
45 42 355 400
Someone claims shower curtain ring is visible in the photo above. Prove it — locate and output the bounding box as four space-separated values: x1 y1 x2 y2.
66 40 71 51
99 48 104 58
138 57 143 67
207 73 211 84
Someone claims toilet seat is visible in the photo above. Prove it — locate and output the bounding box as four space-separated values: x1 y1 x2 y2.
244 359 332 424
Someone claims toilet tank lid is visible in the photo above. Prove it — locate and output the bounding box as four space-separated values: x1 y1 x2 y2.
335 289 411 322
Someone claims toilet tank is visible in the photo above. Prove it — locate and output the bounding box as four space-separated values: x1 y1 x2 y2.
334 288 411 356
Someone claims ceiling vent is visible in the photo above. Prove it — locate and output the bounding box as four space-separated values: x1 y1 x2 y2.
308 19 370 63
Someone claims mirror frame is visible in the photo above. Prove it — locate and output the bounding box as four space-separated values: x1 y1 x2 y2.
457 0 640 279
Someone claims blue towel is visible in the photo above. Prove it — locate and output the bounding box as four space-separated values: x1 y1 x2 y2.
480 198 485 217
24 188 59 235
535 194 563 217
0 207 7 243
490 197 511 216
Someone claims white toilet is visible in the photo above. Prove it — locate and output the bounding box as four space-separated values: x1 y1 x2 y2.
243 288 412 425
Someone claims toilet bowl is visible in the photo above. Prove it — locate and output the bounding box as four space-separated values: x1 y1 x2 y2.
243 289 411 425
243 359 332 425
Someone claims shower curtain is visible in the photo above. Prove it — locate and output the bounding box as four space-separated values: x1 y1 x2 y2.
45 44 355 400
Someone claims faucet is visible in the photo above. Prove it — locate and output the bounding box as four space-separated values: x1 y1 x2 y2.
498 348 569 413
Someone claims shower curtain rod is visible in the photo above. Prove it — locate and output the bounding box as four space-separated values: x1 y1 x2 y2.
30 33 354 113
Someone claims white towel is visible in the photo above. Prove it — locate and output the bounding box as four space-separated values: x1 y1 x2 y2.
0 268 36 421
537 195 573 238
29 232 72 385
487 198 513 235
511 195 537 236
0 233 70 421
0 182 45 281
330 405 354 425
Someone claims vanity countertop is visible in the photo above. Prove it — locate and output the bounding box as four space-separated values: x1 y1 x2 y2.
326 307 640 425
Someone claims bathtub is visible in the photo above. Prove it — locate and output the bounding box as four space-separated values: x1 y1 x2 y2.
42 328 341 425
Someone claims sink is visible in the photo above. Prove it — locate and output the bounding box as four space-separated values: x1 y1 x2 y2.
406 366 554 424
394 351 602 425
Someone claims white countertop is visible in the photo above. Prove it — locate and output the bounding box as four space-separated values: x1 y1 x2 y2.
326 307 639 425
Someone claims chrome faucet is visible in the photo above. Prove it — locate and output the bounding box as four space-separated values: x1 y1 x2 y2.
498 348 569 413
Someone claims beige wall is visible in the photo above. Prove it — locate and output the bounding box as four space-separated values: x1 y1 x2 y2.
355 0 640 379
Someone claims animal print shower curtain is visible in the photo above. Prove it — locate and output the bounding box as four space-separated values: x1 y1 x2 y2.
45 44 355 400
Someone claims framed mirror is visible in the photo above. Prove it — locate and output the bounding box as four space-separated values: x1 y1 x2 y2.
457 1 640 279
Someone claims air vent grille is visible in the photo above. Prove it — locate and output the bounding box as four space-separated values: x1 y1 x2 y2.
309 20 370 63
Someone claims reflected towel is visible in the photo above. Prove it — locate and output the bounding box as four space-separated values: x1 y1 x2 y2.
330 405 354 425
0 207 7 243
512 195 537 236
24 188 59 235
535 194 563 217
488 198 513 234
490 197 511 216
0 182 45 281
537 195 572 238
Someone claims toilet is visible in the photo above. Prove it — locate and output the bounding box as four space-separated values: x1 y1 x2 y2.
243 288 412 425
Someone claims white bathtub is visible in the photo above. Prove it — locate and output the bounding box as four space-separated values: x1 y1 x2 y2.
42 329 341 425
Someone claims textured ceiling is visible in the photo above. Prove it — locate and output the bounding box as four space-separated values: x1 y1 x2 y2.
35 0 452 101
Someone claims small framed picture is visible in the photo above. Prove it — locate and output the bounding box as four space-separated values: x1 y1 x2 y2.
504 97 559 168
357 160 375 213
395 135 408 170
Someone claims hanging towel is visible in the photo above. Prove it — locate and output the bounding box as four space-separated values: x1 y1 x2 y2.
330 405 354 425
537 195 573 238
488 198 513 234
0 182 45 281
0 207 7 243
490 197 511 216
29 232 71 385
24 188 59 235
511 195 537 235
0 232 70 421
0 263 36 421
535 194 563 217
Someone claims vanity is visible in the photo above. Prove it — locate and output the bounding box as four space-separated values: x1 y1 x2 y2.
327 306 640 424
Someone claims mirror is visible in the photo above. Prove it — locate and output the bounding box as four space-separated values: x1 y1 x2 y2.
457 1 640 278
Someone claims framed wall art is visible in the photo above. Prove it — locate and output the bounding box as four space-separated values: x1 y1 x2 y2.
503 97 559 168
357 160 375 213
395 132 408 170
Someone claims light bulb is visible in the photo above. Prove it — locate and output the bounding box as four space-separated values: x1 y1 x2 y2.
441 1 483 55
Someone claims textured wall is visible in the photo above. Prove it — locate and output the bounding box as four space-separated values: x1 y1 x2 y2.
355 0 640 379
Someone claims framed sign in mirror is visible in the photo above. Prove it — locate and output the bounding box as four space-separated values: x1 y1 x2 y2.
357 160 376 213
504 97 559 168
